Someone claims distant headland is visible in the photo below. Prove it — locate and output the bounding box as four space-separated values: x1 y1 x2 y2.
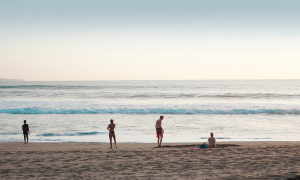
0 78 25 82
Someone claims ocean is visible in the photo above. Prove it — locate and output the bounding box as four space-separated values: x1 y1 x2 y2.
0 80 299 143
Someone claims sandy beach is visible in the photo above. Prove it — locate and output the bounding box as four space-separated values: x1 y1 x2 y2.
1 142 300 179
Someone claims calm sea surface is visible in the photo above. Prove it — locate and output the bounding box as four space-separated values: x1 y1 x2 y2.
0 80 299 142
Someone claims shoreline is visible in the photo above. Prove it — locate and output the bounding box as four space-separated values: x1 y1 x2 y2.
1 141 300 151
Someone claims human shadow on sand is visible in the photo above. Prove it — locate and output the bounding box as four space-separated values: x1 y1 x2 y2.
155 144 240 148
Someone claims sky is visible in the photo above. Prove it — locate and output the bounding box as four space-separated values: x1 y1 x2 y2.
1 0 299 81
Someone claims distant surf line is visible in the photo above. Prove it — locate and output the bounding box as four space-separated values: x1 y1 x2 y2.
0 108 299 114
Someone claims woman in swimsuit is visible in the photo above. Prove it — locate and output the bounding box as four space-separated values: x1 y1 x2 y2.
208 132 217 148
107 119 117 148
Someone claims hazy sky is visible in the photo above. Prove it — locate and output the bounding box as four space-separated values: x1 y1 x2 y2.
1 0 299 81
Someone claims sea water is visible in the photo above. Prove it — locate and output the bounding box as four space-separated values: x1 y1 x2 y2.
0 80 299 143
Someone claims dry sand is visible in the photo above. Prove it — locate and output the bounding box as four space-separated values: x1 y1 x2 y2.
1 142 300 179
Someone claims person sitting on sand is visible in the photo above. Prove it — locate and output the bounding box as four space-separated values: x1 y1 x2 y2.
155 115 164 147
208 132 217 148
22 120 29 144
107 119 117 148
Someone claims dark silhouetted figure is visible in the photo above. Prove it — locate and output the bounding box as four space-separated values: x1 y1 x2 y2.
22 120 29 144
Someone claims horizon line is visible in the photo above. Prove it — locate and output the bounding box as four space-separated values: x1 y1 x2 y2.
2 79 300 82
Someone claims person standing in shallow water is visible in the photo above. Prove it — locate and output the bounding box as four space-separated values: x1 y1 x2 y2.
22 120 29 144
107 119 117 148
155 115 164 147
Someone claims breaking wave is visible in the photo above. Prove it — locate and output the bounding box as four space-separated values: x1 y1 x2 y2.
0 108 299 114
37 131 105 136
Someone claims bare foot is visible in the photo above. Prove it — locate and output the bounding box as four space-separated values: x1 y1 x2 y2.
116 147 118 148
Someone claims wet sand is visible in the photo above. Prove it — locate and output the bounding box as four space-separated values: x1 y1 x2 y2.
1 142 300 179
